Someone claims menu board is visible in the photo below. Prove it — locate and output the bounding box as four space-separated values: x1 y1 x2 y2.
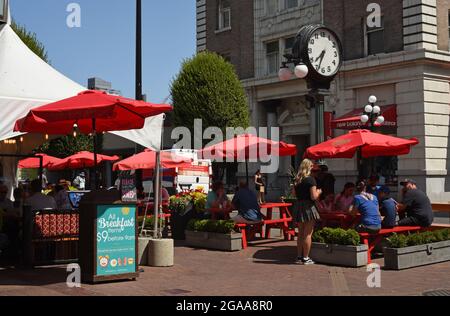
120 175 137 202
96 205 136 277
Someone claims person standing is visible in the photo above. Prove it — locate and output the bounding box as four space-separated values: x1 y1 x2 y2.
396 179 433 227
254 170 265 204
73 172 86 190
294 159 322 265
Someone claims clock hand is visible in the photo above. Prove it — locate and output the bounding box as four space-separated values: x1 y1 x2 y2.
318 50 326 69
315 50 325 63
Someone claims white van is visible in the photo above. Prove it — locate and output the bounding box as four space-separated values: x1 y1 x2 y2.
163 149 212 194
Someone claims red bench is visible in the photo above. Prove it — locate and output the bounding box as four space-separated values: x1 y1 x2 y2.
235 218 293 249
359 226 423 263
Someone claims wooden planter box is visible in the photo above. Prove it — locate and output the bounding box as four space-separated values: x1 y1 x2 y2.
310 243 368 267
384 240 450 270
185 230 242 252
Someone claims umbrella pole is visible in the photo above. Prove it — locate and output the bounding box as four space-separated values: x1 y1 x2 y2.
246 160 249 185
92 118 98 190
39 156 43 189
153 152 161 239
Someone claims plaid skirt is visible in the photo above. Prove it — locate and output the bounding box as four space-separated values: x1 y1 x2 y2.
293 200 321 223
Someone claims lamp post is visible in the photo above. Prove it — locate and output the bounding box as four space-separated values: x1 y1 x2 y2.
360 95 385 132
359 95 385 176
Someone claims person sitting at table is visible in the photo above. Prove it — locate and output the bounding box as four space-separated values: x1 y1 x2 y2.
378 186 398 228
54 183 71 210
334 183 355 212
350 181 382 234
318 193 335 213
366 175 382 199
207 182 231 219
161 187 170 202
396 179 433 228
231 182 263 224
25 179 57 211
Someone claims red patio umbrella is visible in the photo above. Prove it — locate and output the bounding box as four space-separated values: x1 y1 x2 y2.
14 90 172 134
18 153 63 169
48 151 120 171
14 90 172 188
113 149 192 171
200 134 297 182
305 129 419 160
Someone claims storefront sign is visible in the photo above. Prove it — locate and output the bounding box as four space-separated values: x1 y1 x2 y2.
96 205 136 277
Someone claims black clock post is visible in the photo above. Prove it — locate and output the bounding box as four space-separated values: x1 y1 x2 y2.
279 24 343 148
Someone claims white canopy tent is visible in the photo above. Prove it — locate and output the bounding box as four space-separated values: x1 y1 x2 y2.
0 7 164 195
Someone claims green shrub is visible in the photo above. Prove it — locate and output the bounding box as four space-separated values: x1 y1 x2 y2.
137 216 164 229
387 234 408 249
312 228 361 246
387 229 450 248
187 219 235 234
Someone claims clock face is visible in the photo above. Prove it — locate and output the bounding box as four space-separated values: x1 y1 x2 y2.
307 28 342 77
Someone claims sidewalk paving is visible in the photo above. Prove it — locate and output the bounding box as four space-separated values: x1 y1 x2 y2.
0 239 449 296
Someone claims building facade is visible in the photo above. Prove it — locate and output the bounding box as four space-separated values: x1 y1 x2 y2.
197 0 450 201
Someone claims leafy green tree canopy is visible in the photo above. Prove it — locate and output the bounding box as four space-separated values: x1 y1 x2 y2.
36 135 94 158
171 51 250 138
11 20 49 63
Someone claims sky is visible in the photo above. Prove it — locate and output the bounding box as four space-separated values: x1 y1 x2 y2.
9 0 197 103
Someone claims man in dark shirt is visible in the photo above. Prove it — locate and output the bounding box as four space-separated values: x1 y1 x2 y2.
378 186 398 228
366 175 382 199
397 179 434 227
231 182 263 224
316 165 335 198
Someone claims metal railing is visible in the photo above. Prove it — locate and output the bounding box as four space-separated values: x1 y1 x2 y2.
22 207 79 267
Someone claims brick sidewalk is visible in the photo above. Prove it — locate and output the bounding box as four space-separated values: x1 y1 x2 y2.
0 240 449 296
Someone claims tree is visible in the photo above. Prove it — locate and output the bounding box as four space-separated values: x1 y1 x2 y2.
171 51 250 141
11 20 49 63
35 135 94 158
171 52 251 181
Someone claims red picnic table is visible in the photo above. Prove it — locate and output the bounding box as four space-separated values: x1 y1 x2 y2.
319 211 361 229
234 202 294 249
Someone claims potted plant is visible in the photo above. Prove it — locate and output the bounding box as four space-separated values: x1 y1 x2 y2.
384 229 450 270
185 219 242 252
311 228 368 267
169 190 207 240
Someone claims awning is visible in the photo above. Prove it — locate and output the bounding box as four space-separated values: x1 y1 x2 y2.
331 104 397 130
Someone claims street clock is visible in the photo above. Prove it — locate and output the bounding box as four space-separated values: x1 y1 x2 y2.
292 24 343 85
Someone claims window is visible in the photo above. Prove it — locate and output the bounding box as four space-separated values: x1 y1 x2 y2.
365 16 384 55
218 0 231 31
266 0 278 16
0 0 8 23
448 11 450 51
284 37 295 51
285 0 298 10
266 41 280 75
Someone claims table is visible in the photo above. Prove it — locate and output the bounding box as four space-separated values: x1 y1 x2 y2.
206 207 232 220
319 211 360 229
260 203 294 240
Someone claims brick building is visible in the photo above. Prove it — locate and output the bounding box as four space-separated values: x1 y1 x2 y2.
197 0 450 202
